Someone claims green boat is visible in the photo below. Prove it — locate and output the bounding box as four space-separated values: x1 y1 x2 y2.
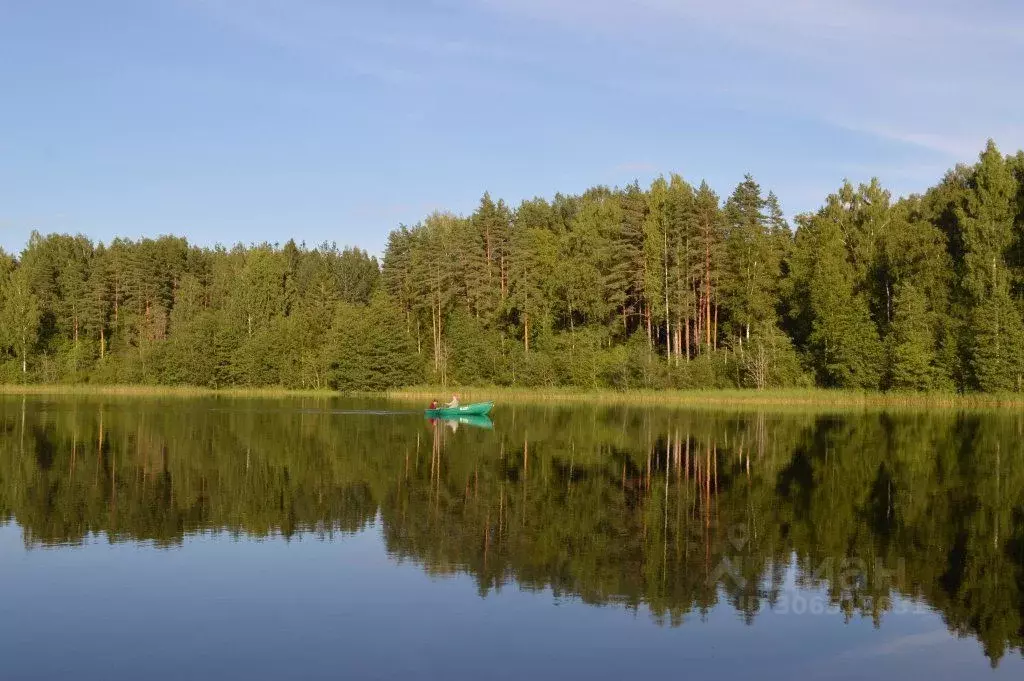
424 401 494 418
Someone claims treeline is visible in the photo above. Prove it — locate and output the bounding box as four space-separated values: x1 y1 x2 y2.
3 400 1023 664
2 141 1024 391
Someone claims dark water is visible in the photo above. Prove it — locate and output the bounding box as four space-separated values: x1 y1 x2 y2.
1 396 1023 680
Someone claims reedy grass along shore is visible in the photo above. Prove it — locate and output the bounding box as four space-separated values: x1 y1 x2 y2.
1 383 1023 411
0 384 337 399
385 386 1024 411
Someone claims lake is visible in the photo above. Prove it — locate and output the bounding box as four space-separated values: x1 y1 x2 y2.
1 396 1022 680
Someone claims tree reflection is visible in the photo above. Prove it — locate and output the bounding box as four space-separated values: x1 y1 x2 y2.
0 399 1022 665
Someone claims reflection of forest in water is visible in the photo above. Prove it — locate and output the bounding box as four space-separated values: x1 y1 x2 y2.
1 398 1023 666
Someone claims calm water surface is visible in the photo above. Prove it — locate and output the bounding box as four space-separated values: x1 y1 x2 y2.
1 396 1023 680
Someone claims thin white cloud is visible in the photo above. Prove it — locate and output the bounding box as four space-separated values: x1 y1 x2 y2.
181 0 536 86
475 0 1024 162
177 0 1024 209
182 0 420 84
478 0 1024 53
826 121 993 159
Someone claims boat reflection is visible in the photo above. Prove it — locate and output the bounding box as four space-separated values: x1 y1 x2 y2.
427 414 494 431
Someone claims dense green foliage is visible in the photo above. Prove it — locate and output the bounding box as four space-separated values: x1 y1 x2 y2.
2 142 1024 391
2 397 1023 665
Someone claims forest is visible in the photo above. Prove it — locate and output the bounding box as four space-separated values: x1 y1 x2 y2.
2 400 1022 665
1 141 1023 392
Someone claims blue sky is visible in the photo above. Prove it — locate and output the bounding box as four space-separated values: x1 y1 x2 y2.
2 0 1022 256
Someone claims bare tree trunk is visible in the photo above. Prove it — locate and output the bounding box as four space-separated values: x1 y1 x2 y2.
713 302 719 351
670 317 678 364
705 288 711 349
666 316 673 362
695 286 702 353
500 253 507 300
646 302 653 348
684 315 691 361
694 286 702 354
524 312 530 353
677 317 683 363
430 306 436 370
672 318 679 365
664 232 671 362
437 300 444 376
704 242 712 349
485 228 492 276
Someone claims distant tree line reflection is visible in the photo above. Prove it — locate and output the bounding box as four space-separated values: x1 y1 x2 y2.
1 398 1022 665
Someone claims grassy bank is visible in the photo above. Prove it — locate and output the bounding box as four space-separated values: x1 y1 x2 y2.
2 383 1023 410
386 386 1024 410
0 384 339 399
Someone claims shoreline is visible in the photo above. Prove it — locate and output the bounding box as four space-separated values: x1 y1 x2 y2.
1 383 1023 410
386 387 1024 410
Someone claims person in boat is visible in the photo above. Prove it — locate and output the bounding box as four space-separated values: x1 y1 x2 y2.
429 399 438 410
446 394 460 408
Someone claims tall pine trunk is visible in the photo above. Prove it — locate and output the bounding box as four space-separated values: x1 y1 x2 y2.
713 302 718 351
684 315 691 361
704 241 712 349
672 318 679 366
646 302 653 348
500 253 507 300
696 287 703 354
664 231 671 362
666 316 673 361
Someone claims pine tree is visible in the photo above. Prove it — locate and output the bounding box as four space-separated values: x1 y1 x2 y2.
692 182 726 352
410 212 462 379
81 245 112 360
804 206 884 388
724 174 779 342
55 236 93 347
600 183 647 339
642 177 668 349
237 245 287 339
959 141 1017 302
469 192 506 322
381 226 418 341
665 175 697 362
887 282 938 390
971 291 1024 392
1010 151 1024 297
957 141 1023 390
556 194 607 340
508 201 558 353
0 249 13 277
335 246 379 305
